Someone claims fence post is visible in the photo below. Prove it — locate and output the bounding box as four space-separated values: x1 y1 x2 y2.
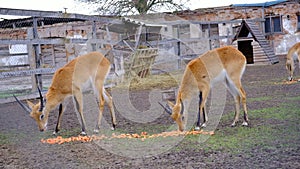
91 21 97 51
27 27 36 92
33 17 43 90
27 17 42 92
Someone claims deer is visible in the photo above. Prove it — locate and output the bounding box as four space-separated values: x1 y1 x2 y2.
14 51 116 135
159 46 249 131
286 42 300 81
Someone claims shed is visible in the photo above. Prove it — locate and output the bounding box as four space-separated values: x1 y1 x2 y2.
232 20 279 65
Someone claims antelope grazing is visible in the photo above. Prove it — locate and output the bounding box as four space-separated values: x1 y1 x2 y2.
286 42 300 81
15 51 116 135
160 46 249 131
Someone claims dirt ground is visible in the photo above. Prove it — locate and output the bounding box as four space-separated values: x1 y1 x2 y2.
1 55 299 169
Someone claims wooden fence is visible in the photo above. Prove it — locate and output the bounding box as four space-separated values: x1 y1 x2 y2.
0 8 126 102
1 8 263 103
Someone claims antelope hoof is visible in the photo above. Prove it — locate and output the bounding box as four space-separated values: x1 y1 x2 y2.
52 131 58 135
111 124 116 131
231 122 237 127
80 131 87 136
194 126 200 131
242 121 249 126
201 123 207 128
93 129 99 133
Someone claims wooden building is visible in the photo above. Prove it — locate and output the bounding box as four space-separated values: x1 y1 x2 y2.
232 20 279 65
172 0 300 56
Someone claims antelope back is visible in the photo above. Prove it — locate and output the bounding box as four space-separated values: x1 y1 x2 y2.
164 46 247 131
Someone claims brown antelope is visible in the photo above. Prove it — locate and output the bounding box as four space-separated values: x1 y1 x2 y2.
159 46 249 131
286 42 300 81
14 51 116 135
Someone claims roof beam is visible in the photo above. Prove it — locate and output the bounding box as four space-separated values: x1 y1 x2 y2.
0 8 120 24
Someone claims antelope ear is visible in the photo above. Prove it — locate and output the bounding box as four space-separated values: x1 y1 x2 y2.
167 101 175 108
26 100 35 109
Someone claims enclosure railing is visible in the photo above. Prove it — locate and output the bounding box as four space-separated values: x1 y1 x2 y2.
0 8 124 103
0 8 259 103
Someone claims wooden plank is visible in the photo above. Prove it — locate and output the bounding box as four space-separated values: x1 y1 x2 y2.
0 68 56 78
0 38 115 48
0 64 29 68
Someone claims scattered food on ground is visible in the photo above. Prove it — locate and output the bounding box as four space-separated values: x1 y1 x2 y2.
41 130 215 144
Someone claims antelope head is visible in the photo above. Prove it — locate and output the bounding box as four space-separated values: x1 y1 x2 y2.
159 99 185 131
14 88 47 132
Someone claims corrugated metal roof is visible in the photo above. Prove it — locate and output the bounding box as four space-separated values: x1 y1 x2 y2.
122 17 167 27
232 0 287 7
0 17 85 29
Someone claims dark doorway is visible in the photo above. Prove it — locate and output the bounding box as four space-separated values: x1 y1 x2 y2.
238 40 254 64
